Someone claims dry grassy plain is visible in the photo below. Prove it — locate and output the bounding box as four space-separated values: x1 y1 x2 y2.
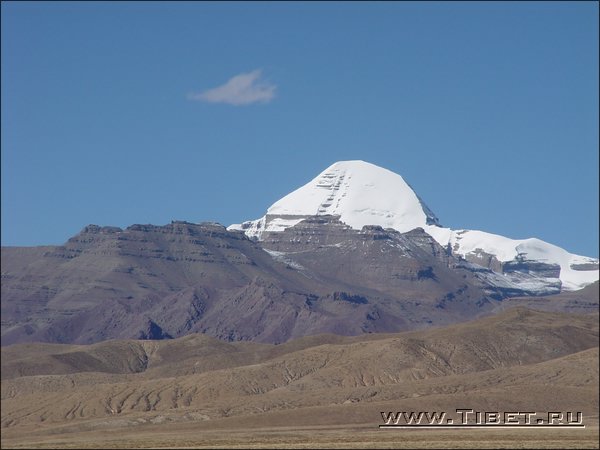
2 308 599 449
2 422 599 449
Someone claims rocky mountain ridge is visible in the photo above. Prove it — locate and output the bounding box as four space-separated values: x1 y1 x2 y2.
2 218 598 346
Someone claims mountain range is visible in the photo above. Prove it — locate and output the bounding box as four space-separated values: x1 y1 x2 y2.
1 160 598 345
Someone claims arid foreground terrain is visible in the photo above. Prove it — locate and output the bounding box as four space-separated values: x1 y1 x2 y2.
2 308 599 449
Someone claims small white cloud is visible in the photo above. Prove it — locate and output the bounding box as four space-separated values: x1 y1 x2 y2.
188 69 276 106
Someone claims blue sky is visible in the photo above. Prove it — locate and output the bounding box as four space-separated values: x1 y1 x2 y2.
2 1 598 257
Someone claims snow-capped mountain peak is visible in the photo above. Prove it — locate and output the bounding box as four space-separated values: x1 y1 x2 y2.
228 160 598 291
229 160 439 238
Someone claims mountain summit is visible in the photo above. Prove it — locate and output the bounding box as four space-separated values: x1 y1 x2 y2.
230 160 598 291
229 160 440 238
